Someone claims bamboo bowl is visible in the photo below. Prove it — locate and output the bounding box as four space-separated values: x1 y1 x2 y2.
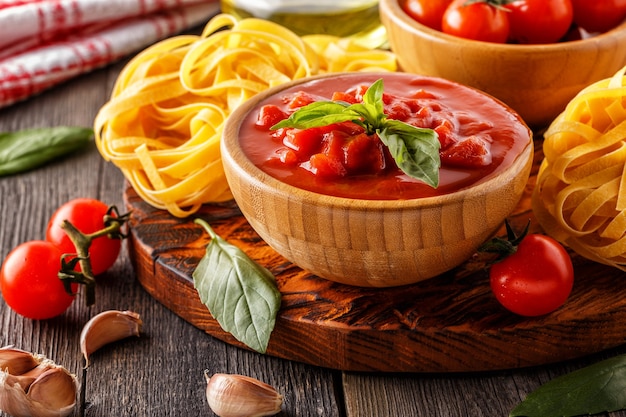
221 73 534 287
380 0 626 128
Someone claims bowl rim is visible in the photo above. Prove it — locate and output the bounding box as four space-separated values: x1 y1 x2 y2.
380 0 626 51
222 72 533 211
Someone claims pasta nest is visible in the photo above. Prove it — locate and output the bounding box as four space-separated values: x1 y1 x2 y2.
94 13 397 218
532 66 626 271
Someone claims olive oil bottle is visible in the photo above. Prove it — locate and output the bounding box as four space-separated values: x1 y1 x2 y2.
220 0 386 48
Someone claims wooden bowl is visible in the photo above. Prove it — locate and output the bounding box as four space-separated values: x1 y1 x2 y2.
379 0 626 128
221 72 533 287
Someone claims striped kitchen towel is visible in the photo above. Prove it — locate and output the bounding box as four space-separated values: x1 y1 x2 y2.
0 0 219 109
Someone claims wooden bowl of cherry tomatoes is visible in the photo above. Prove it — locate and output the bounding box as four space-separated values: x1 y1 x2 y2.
379 0 626 127
221 72 534 287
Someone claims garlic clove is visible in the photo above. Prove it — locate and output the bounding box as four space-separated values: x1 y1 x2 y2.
80 310 143 367
204 371 283 417
27 367 78 412
0 350 77 417
3 362 55 392
0 346 42 375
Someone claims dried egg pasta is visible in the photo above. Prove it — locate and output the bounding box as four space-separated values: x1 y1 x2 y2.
532 66 626 270
94 13 397 217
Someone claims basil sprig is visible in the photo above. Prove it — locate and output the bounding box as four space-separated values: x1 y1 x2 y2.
510 354 626 416
272 79 441 188
192 219 281 354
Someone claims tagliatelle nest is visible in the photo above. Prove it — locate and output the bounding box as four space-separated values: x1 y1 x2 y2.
532 66 626 271
94 13 397 218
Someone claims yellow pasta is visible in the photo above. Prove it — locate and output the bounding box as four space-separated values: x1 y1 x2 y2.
532 66 626 270
94 13 397 217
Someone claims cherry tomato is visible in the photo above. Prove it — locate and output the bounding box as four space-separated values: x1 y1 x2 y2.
505 0 574 44
401 0 452 31
490 234 574 317
442 0 510 43
46 198 121 276
571 0 626 33
1 241 77 320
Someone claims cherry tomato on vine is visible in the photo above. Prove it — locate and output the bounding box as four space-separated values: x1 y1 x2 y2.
505 0 574 44
401 0 452 31
0 241 77 320
489 233 574 317
46 198 121 276
570 0 626 33
442 0 510 43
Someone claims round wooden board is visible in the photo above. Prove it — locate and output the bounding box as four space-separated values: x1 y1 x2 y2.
125 141 626 373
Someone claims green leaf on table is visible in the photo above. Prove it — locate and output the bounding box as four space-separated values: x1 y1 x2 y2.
510 354 626 417
192 218 281 354
0 126 92 176
271 78 441 188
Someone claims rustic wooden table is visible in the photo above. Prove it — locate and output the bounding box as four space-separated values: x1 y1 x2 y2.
2 27 626 417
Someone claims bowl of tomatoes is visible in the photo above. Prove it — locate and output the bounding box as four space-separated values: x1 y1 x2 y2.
221 72 534 287
379 0 626 128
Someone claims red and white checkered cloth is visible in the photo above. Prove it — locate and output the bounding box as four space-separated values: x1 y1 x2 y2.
0 0 220 109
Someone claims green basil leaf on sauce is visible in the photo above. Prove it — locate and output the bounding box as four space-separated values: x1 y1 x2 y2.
192 218 281 354
270 78 441 188
379 122 440 189
271 101 354 130
510 355 626 417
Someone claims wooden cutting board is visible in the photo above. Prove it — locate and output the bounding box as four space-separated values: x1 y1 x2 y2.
124 142 626 373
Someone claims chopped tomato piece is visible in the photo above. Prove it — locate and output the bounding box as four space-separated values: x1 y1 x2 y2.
322 130 348 163
308 154 347 179
441 135 492 168
344 133 386 174
331 91 358 104
287 91 321 109
278 148 298 166
433 118 457 150
283 128 323 157
256 105 288 130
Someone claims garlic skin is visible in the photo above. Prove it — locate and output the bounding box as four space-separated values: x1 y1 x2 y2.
80 310 142 367
0 347 78 417
205 372 283 417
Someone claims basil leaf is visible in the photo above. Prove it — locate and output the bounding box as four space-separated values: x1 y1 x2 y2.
271 101 352 130
379 121 440 188
192 219 281 354
358 78 385 126
510 355 626 417
0 126 92 176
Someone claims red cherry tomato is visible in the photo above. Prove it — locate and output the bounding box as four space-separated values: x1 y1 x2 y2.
489 234 574 317
505 0 574 44
1 241 77 319
401 0 453 30
46 198 121 276
442 0 510 43
571 0 626 33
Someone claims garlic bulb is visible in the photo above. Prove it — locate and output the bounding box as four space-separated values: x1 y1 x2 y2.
0 346 78 417
80 310 142 367
205 372 283 417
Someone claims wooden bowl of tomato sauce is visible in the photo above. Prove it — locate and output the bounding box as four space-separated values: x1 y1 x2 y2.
380 0 626 128
221 72 533 287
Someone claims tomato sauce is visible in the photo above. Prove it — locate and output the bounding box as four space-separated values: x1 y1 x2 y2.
240 73 530 200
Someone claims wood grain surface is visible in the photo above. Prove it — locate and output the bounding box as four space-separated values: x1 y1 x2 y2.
126 139 626 373
3 23 626 417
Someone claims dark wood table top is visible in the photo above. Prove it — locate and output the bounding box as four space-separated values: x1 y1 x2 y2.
2 27 626 417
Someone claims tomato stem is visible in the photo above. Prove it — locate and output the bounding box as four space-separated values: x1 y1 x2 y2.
478 219 530 261
57 206 130 306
